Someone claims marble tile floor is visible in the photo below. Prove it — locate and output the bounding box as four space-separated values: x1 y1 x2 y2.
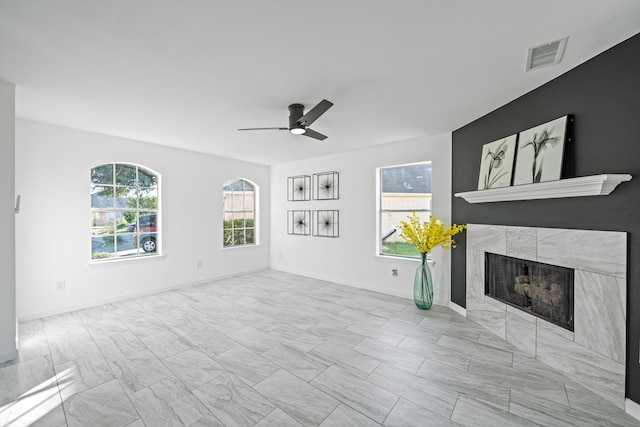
1 270 639 427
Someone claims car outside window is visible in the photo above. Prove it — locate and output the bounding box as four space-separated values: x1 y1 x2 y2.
91 163 159 260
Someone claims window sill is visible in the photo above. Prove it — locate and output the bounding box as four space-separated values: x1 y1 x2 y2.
222 243 261 250
89 254 166 268
376 253 435 267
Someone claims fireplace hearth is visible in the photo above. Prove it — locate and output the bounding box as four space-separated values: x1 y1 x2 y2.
485 253 574 331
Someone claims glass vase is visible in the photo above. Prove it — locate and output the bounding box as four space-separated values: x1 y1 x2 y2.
414 252 433 309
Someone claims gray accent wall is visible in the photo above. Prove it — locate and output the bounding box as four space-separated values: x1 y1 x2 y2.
451 33 640 403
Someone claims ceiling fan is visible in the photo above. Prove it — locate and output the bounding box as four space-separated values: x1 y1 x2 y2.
238 99 334 140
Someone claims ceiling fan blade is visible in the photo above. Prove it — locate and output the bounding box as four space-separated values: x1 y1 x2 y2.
297 99 333 127
238 127 288 131
302 128 328 141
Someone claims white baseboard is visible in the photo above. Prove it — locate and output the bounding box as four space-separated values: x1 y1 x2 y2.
269 267 412 301
269 267 455 310
448 301 466 316
626 398 640 421
0 349 18 364
17 267 268 322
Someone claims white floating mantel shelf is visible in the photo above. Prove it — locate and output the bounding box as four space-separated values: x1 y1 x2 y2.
455 174 632 203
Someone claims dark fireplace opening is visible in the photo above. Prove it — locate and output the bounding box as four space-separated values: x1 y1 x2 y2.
485 253 574 331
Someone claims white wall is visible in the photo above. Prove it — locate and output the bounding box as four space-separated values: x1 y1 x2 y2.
270 133 453 305
15 120 270 320
0 81 17 362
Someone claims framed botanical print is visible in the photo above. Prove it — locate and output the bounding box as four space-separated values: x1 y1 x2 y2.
477 134 517 190
513 116 569 185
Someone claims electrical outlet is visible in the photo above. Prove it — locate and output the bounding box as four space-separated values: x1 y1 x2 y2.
197 260 203 269
56 280 66 291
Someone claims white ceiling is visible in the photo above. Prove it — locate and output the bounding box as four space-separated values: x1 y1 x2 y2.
1 1 639 165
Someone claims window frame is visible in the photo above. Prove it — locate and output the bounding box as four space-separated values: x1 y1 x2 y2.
376 161 432 260
90 162 160 262
223 178 258 248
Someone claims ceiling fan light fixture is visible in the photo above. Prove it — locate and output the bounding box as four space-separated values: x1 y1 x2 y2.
238 99 332 140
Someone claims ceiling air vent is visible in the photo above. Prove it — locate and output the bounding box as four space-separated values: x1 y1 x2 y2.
526 37 568 71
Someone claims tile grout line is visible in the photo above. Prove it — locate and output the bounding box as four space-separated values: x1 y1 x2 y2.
43 318 70 427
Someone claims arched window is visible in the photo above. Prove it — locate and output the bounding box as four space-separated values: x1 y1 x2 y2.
91 163 159 260
223 178 257 247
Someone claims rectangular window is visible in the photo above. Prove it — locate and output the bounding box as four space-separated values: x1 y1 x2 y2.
378 161 432 258
90 163 159 261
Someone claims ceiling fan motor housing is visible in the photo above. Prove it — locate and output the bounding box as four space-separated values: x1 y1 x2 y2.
288 103 305 132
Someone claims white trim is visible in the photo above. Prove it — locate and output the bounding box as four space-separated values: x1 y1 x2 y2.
18 267 268 321
0 349 18 364
222 243 261 251
455 174 631 203
269 267 454 309
89 254 166 268
270 267 409 300
626 398 640 422
448 301 466 317
375 253 435 267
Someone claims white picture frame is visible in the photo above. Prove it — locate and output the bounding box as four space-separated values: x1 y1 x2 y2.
513 116 569 185
477 134 517 190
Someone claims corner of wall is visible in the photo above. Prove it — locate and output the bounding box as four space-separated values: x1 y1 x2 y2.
0 80 17 361
626 398 640 422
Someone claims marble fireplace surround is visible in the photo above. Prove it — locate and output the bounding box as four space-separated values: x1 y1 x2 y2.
466 224 627 408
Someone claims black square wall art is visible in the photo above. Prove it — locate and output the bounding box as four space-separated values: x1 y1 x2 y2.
313 171 339 200
287 210 310 235
287 175 311 201
313 210 339 237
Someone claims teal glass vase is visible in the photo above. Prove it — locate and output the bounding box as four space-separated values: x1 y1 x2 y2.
414 252 433 309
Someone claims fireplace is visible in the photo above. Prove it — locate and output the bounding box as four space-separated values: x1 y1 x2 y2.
485 253 574 331
465 224 627 409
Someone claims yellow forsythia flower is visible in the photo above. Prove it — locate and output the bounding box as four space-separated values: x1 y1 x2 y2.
398 213 466 254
